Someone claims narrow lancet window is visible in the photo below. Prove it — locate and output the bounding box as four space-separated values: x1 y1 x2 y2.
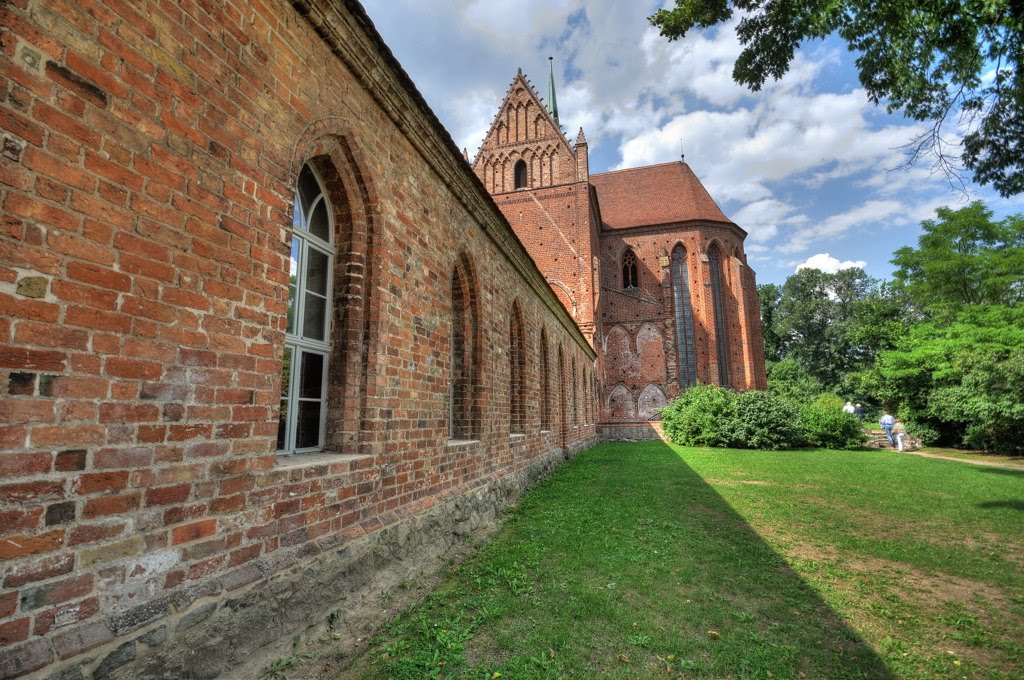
671 245 697 388
622 248 638 289
708 245 730 386
514 159 528 189
278 164 333 453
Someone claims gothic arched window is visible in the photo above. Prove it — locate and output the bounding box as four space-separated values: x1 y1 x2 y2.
671 245 697 388
278 163 333 453
450 259 479 439
514 159 528 189
708 244 731 386
622 248 638 289
509 302 526 434
539 328 551 431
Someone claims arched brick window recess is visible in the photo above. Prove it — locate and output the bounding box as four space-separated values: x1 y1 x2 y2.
450 254 481 440
708 244 731 387
514 159 528 189
671 244 698 389
572 357 579 425
539 328 551 431
622 248 639 289
278 163 333 453
288 128 381 455
509 300 526 434
558 344 568 451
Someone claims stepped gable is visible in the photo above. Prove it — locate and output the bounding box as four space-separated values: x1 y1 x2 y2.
590 161 736 230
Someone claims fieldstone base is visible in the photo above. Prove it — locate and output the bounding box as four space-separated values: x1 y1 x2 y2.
597 422 666 442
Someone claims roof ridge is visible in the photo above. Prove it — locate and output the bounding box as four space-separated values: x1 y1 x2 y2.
591 160 686 178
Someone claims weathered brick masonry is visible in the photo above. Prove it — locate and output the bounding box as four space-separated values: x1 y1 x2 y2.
0 1 597 677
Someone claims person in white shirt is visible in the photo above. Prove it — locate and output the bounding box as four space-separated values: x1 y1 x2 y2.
879 411 896 446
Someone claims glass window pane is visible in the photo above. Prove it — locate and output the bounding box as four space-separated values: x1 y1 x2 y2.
287 239 300 335
305 248 329 295
299 352 325 399
298 165 319 219
292 194 302 229
296 400 322 449
280 346 293 399
308 198 330 242
277 399 288 450
302 293 327 341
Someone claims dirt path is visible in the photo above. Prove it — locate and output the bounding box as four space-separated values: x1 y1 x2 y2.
899 449 1024 470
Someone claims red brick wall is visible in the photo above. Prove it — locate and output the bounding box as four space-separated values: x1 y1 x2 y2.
0 0 596 675
598 225 766 422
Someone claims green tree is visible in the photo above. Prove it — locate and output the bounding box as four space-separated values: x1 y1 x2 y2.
891 201 1024 319
650 1 1024 196
863 306 1024 453
757 282 783 363
774 267 883 387
862 203 1024 453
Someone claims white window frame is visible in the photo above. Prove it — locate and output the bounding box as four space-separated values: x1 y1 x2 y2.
278 164 333 454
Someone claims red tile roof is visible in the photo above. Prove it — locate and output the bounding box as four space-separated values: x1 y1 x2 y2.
590 162 733 230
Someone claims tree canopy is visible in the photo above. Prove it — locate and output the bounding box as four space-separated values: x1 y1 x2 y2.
760 266 901 389
861 203 1024 452
650 1 1024 196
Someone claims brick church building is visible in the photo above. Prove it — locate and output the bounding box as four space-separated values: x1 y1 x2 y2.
473 68 767 438
0 1 763 678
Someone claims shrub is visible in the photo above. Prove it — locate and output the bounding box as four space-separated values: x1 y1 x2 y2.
660 383 736 448
661 385 804 450
730 390 805 450
800 398 866 449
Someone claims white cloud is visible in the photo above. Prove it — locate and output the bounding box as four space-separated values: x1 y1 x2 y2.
361 1 1015 284
780 200 904 253
795 253 867 274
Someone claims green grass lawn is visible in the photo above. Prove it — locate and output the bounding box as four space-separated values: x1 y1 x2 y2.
298 442 1024 679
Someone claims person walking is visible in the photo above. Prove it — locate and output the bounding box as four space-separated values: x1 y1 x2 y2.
854 403 865 420
843 401 855 414
879 411 896 446
894 419 907 451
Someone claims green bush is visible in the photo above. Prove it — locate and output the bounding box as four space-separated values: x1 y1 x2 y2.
661 385 804 450
800 398 866 449
730 390 804 450
659 383 736 448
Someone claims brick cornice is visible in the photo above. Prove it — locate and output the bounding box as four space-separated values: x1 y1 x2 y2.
599 220 749 242
292 0 594 359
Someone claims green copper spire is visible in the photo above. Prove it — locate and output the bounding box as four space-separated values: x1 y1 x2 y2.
547 56 559 125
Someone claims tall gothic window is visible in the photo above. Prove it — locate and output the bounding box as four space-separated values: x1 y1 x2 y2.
572 358 578 425
450 260 478 439
539 328 551 430
671 245 697 388
514 159 528 189
278 164 333 453
622 248 638 289
708 244 730 386
509 302 526 434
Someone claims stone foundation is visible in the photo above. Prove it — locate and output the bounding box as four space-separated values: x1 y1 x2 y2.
597 422 666 442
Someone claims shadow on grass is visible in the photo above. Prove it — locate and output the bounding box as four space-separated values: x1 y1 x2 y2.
565 440 895 679
358 441 895 679
973 466 1024 477
977 500 1024 511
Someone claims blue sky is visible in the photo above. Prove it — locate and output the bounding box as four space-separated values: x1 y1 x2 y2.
362 0 1024 286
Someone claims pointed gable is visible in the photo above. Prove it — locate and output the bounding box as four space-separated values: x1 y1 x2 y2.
589 162 736 230
472 70 577 193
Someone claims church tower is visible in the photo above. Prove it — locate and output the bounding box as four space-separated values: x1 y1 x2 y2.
472 67 600 342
